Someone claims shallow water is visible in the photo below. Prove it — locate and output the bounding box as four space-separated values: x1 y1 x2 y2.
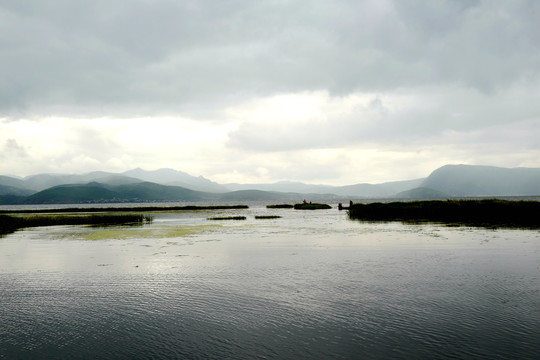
1 203 540 359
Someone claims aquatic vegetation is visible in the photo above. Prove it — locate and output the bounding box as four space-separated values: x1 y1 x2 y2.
0 215 19 235
73 224 219 240
348 199 540 228
0 205 249 214
0 213 152 236
255 215 282 219
266 204 293 209
294 203 332 210
207 216 247 221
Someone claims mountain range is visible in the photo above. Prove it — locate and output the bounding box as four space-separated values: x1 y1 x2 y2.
1 164 539 204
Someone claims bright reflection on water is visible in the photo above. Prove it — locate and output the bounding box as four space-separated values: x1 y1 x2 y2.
1 203 540 359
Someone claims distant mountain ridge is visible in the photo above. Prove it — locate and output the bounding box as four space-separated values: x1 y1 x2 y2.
419 164 540 197
224 178 425 197
122 168 228 193
0 168 226 194
4 182 329 204
1 164 540 204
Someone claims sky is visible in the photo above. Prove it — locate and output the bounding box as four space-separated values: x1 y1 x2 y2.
1 0 539 185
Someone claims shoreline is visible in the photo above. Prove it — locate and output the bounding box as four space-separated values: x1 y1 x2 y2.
0 204 249 214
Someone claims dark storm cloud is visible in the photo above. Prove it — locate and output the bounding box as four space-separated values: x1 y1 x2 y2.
1 0 539 117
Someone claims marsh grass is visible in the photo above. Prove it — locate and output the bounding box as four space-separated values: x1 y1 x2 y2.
255 215 282 219
207 216 247 221
0 214 153 236
81 224 216 240
0 205 248 214
348 199 540 228
266 204 293 209
294 203 332 210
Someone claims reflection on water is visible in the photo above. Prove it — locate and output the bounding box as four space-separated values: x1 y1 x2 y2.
1 203 540 359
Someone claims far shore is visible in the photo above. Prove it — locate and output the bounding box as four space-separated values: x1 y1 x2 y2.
0 205 249 214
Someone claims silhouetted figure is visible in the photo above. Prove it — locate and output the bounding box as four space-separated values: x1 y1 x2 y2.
350 200 353 208
338 202 343 210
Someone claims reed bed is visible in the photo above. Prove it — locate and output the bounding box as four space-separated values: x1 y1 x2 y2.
207 216 247 221
0 205 249 214
266 204 293 209
0 214 152 236
348 199 540 228
255 215 282 219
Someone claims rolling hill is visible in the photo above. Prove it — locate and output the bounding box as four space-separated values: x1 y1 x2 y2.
123 168 228 193
21 182 215 204
1 164 540 204
224 178 424 197
420 164 540 197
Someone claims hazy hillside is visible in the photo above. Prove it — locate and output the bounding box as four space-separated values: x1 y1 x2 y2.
0 184 35 197
2 164 540 204
223 181 335 194
21 182 216 204
224 178 424 197
217 190 298 201
0 180 338 205
421 165 540 196
24 183 118 203
20 172 142 192
123 168 229 193
112 182 212 202
373 178 426 195
0 175 27 190
0 168 226 194
336 178 425 197
394 187 450 199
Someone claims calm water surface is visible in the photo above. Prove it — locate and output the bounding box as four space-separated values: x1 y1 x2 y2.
1 203 540 359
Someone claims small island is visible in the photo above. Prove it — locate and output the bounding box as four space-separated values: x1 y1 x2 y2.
294 203 332 210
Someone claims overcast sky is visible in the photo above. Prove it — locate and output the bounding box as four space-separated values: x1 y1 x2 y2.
1 0 539 185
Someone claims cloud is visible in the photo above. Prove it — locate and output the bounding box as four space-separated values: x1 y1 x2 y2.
1 138 28 158
1 1 539 184
1 0 539 118
226 83 540 152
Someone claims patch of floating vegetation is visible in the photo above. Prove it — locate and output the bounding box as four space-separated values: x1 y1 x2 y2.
83 228 147 240
0 205 249 214
294 203 332 210
207 216 247 221
266 204 293 209
255 215 282 219
0 214 152 236
348 199 540 228
82 225 219 240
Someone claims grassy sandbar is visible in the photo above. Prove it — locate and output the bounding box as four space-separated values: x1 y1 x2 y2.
207 216 246 221
294 203 332 210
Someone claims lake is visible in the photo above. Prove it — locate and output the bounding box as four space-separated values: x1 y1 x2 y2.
1 202 540 359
